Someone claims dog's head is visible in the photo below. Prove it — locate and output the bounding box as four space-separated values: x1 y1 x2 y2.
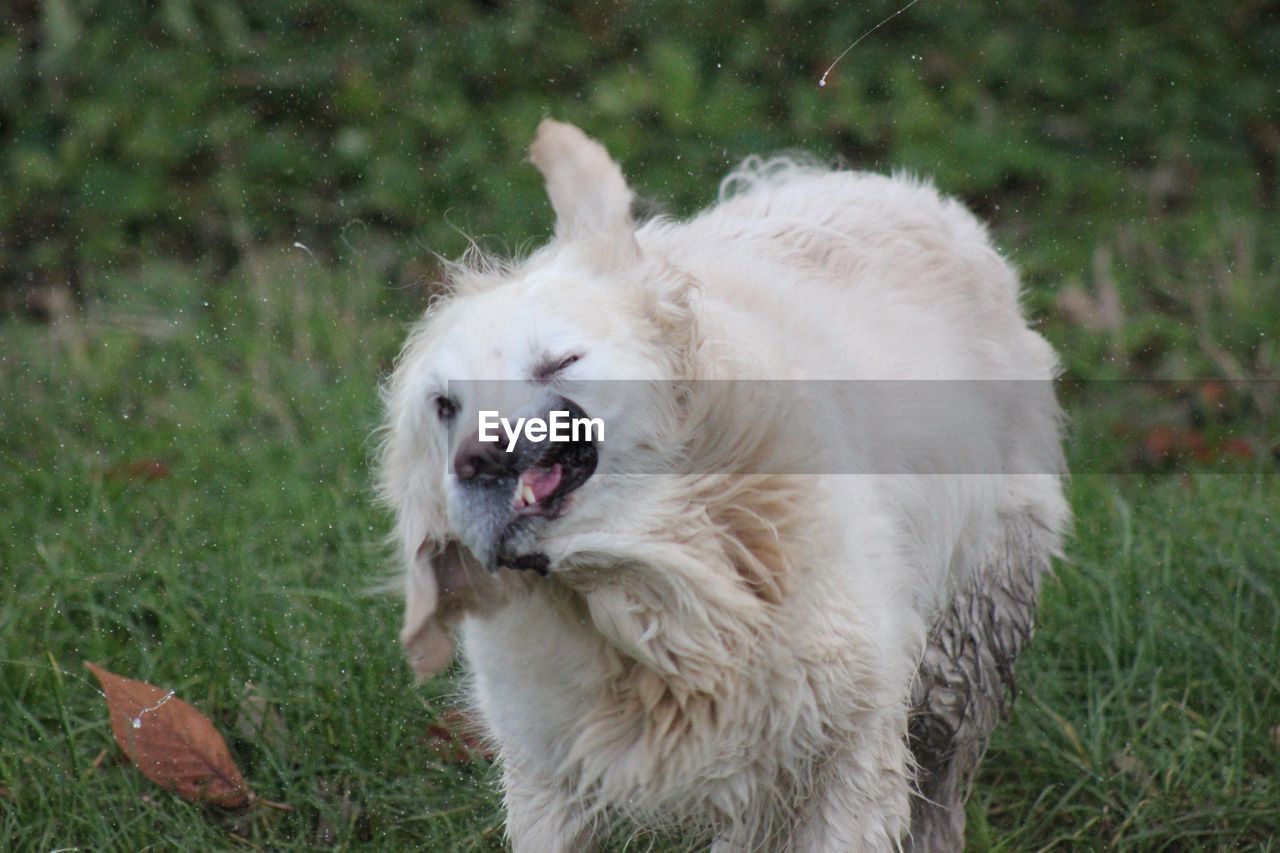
381 120 696 677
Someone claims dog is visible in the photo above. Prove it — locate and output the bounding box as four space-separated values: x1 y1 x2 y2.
379 119 1068 851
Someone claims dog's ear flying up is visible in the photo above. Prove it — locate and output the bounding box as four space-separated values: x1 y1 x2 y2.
530 119 639 261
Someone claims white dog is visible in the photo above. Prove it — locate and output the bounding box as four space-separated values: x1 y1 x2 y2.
380 120 1068 851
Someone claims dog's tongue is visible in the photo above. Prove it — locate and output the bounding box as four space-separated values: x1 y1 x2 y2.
528 463 563 500
517 463 563 507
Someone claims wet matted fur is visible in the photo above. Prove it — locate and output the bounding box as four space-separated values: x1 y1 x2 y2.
379 120 1069 851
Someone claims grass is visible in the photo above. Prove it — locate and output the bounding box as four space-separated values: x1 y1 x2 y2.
974 474 1280 850
0 254 505 849
2 216 1278 849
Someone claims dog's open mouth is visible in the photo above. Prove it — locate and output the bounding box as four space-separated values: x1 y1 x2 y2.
448 393 600 575
497 434 597 573
510 434 598 517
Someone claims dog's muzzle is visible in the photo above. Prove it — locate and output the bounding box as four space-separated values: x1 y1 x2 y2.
448 395 598 573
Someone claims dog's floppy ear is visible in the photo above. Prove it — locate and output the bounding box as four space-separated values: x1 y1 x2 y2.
401 539 488 679
401 544 455 679
382 362 492 680
530 119 638 253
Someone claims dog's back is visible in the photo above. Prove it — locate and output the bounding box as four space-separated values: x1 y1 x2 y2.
641 158 1070 847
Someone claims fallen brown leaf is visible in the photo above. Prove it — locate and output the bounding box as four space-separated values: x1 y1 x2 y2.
85 662 252 809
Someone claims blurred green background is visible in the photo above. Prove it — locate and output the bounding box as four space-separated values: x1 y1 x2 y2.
2 1 1278 850
4 1 1276 325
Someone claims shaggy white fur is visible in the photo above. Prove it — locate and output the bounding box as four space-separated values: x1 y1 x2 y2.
379 120 1068 851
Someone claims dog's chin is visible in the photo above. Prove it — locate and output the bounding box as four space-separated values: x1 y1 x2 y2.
494 516 555 574
449 479 589 576
448 506 558 576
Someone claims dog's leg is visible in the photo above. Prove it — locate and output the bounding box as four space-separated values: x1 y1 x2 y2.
903 738 979 853
788 711 913 853
907 512 1055 851
503 763 596 853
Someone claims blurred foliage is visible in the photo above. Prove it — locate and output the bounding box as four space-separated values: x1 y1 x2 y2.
2 0 1277 311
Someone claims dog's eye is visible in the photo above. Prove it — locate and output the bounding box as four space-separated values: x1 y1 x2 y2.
434 395 458 422
531 353 584 382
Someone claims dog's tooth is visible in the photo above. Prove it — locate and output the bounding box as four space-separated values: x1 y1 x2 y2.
521 482 537 506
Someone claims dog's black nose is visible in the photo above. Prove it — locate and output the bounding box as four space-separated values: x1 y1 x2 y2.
453 431 511 481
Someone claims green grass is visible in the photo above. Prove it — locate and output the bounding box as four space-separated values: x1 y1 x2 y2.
974 474 1280 850
3 225 1278 849
0 256 508 849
